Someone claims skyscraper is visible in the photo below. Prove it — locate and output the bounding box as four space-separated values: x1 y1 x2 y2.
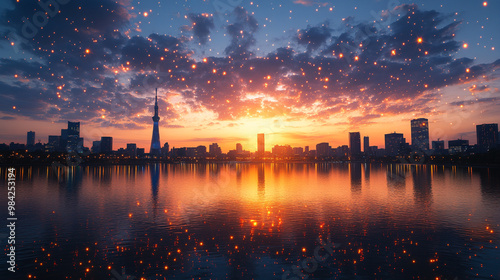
209 143 222 156
349 132 361 156
100 137 113 153
385 133 405 156
27 131 35 146
363 136 369 153
476 123 498 151
150 88 161 156
68 121 80 137
257 133 265 155
411 118 429 151
236 143 243 154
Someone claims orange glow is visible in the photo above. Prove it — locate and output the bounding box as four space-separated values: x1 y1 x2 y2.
143 12 149 17
85 49 90 54
391 50 396 56
354 56 359 61
463 43 468 49
191 64 197 69
466 68 470 73
417 37 423 43
483 2 488 6
339 53 343 58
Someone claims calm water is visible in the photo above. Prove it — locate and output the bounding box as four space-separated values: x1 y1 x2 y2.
1 163 500 279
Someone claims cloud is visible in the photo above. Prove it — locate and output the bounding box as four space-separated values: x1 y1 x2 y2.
0 3 499 131
296 25 331 52
293 0 328 7
225 7 259 58
188 13 215 44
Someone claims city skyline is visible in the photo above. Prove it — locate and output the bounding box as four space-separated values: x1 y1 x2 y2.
0 1 499 152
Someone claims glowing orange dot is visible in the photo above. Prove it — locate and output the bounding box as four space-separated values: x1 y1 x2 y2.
483 2 487 6
212 69 217 73
203 58 207 63
339 53 343 58
12 106 16 109
302 248 306 252
143 12 148 17
391 50 396 56
354 56 359 61
253 221 257 226
463 43 468 49
85 49 90 54
191 64 196 69
417 37 423 43
466 68 470 73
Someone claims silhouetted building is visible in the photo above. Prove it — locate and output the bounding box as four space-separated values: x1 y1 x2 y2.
411 118 429 150
293 147 303 156
476 123 498 152
316 142 331 158
68 121 80 137
448 139 469 154
334 145 349 158
47 135 61 152
27 131 35 147
196 145 207 157
363 136 369 153
257 133 265 155
236 143 243 154
209 143 222 156
150 88 161 156
305 146 309 155
349 132 361 156
100 137 113 153
137 148 145 157
161 142 169 157
385 132 405 156
272 145 293 157
91 141 101 154
432 140 445 150
126 143 137 157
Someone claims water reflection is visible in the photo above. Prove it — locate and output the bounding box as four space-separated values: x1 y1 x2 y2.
411 165 432 206
350 163 362 194
3 164 500 280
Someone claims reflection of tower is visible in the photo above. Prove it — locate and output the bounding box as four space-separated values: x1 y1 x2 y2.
150 88 161 156
258 164 265 197
350 163 362 193
150 163 160 218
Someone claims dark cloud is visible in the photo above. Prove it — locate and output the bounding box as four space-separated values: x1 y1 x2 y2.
296 25 331 52
225 7 259 58
0 3 499 130
188 13 215 44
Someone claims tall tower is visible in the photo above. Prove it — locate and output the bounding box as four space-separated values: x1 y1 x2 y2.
411 118 429 151
150 88 161 156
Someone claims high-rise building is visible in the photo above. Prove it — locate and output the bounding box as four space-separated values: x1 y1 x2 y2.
363 136 369 153
47 135 61 152
385 132 405 156
349 132 361 156
411 118 429 151
448 139 469 154
305 146 309 154
161 142 170 157
91 141 101 154
236 143 243 154
432 140 445 150
150 88 161 156
257 133 265 155
476 123 498 151
27 131 35 146
196 145 207 157
126 143 137 157
67 121 80 137
100 137 113 153
209 143 222 156
316 142 331 158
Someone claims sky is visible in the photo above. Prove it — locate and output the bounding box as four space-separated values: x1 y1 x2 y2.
0 0 499 152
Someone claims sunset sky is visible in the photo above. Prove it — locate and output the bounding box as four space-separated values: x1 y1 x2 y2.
0 0 499 152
